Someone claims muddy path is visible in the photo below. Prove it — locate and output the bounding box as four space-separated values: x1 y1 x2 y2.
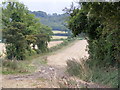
2 40 108 88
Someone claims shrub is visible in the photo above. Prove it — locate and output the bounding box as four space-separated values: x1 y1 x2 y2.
66 58 91 81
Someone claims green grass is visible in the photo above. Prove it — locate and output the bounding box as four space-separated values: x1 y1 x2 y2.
2 59 36 75
66 59 118 88
90 67 118 88
1 53 48 75
1 49 40 75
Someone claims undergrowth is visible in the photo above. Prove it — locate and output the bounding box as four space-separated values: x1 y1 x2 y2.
1 53 47 75
2 59 35 74
89 67 118 88
66 58 118 88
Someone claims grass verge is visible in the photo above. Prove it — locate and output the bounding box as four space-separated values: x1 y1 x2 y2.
1 53 47 75
2 59 35 75
89 66 118 88
66 58 118 88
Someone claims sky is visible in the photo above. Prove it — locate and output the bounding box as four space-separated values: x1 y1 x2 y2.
18 0 79 14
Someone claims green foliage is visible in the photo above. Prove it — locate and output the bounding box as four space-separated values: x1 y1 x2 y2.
66 58 118 87
66 2 120 68
86 2 120 67
68 9 87 36
2 1 53 60
4 22 27 60
89 67 118 88
66 2 119 87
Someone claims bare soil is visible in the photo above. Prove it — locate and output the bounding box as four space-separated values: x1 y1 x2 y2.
48 41 63 48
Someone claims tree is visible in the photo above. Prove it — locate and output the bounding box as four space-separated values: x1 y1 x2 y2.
66 2 120 67
2 1 52 60
67 9 87 36
4 22 27 60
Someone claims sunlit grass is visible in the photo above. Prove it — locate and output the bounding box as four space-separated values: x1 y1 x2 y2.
52 36 67 39
52 31 67 34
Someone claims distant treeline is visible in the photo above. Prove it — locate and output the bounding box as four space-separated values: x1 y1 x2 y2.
30 11 69 31
54 33 70 36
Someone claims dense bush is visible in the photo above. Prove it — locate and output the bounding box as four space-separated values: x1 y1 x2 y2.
65 1 119 87
66 2 120 68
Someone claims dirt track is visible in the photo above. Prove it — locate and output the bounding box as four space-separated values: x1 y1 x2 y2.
2 40 107 88
47 40 89 67
48 41 63 48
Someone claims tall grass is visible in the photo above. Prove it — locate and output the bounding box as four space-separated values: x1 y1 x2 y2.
66 58 118 88
2 59 36 74
2 54 48 75
89 66 118 88
66 58 91 81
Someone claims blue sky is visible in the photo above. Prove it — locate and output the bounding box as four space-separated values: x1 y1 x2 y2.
19 0 79 14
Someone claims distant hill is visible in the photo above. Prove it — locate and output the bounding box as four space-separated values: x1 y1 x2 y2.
30 11 69 31
30 11 72 40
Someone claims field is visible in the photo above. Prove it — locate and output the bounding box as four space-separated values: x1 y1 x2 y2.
52 31 67 34
52 30 69 40
52 36 67 39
